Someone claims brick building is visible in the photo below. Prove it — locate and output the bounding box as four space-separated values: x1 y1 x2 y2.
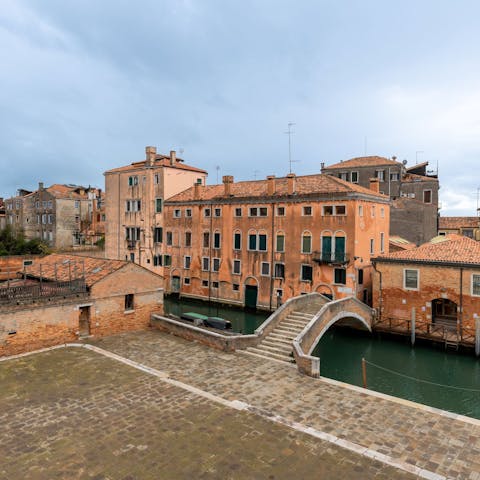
372 234 480 339
0 197 5 230
322 156 439 245
104 146 207 271
0 253 163 356
438 216 480 240
162 173 390 310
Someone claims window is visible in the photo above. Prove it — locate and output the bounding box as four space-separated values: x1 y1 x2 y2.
335 205 346 215
233 232 241 250
155 198 162 213
202 280 209 287
47 200 53 208
380 232 385 253
390 172 399 181
166 231 173 246
203 232 210 248
404 269 419 290
126 227 141 241
249 207 268 217
184 256 191 269
359 205 364 216
212 281 219 289
174 209 181 218
48 214 54 224
214 208 222 217
463 229 474 239
186 209 192 217
204 208 211 217
202 257 210 271
184 277 190 285
358 269 364 285
213 232 221 249
276 206 285 216
301 265 313 282
184 231 192 247
258 234 267 251
233 259 241 275
351 171 359 183
371 206 376 217
163 255 172 266
323 205 334 216
196 178 203 185
154 173 160 184
334 268 346 285
339 172 349 181
303 206 312 216
74 200 80 209
380 207 385 218
261 262 270 276
125 294 134 311
248 233 257 250
249 207 258 217
375 170 385 181
276 234 285 252
128 176 138 186
233 284 240 291
423 190 432 204
274 263 285 279
213 258 220 272
472 274 480 296
154 227 163 243
301 233 312 254
153 255 162 266
370 239 374 254
234 208 242 217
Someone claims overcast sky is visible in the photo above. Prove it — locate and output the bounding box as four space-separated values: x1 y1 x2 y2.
1 0 480 215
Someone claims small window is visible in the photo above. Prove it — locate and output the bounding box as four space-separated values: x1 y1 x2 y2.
261 262 270 276
380 232 385 253
233 232 241 250
423 190 432 204
154 227 163 243
301 265 313 282
184 277 190 285
248 234 257 250
276 234 285 252
371 206 376 218
128 176 138 186
196 178 202 185
154 173 160 184
274 263 285 279
380 207 385 218
302 206 312 216
301 233 312 254
359 205 363 217
351 171 359 183
153 254 162 266
214 208 222 217
173 209 181 218
259 207 268 217
323 205 333 216
463 229 474 239
234 207 242 217
184 256 191 269
258 234 267 251
404 269 419 290
203 232 210 248
472 274 480 296
358 269 364 285
204 208 211 217
212 281 219 289
74 200 80 209
233 259 241 275
233 283 240 291
335 205 346 215
202 257 210 271
166 231 173 246
370 239 374 254
185 209 192 217
163 255 172 266
334 268 346 285
184 231 192 247
375 170 385 181
249 207 258 217
125 294 134 311
213 232 221 249
155 198 163 213
202 280 209 287
213 258 221 272
276 206 285 216
390 172 399 181
339 172 349 181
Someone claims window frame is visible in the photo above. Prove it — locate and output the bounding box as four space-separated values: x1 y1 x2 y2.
472 274 480 296
351 171 359 183
260 262 270 277
301 264 313 282
124 293 135 311
202 257 210 272
233 259 241 275
404 269 419 290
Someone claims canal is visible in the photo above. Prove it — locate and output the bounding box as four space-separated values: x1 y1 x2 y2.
164 297 480 419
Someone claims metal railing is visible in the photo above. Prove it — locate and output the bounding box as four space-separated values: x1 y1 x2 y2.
312 251 349 264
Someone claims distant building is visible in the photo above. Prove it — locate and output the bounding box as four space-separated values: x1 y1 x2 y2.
322 156 439 245
438 217 480 240
0 197 5 230
389 235 416 253
162 173 390 309
104 146 207 272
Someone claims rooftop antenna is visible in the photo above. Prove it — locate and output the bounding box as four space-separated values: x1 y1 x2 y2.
415 150 424 164
364 136 367 156
253 169 260 180
179 147 184 156
215 165 220 184
285 122 298 173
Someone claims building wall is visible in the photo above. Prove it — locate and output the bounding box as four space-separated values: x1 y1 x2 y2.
373 261 480 331
163 195 389 309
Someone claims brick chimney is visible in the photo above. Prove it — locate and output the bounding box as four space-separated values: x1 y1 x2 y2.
267 175 276 196
222 175 234 196
38 182 44 191
369 178 380 193
287 173 296 195
193 182 204 200
320 162 325 171
170 150 176 166
146 146 156 167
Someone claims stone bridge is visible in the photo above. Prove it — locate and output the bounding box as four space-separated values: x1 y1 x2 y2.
293 296 374 377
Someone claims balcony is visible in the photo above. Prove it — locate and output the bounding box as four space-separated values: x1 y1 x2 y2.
313 251 349 265
127 240 137 250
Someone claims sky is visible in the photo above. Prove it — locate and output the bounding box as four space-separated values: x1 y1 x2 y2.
1 0 480 215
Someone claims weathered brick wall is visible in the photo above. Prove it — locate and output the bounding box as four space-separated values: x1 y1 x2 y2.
0 255 42 281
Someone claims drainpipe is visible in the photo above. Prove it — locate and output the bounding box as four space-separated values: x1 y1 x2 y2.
269 202 275 311
459 267 463 338
117 173 121 260
371 260 382 322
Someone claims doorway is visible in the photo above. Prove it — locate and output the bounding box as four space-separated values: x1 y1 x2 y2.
245 285 258 310
79 306 91 337
432 298 457 328
171 276 181 295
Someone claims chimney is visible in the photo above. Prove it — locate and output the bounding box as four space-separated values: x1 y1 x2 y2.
145 146 156 167
193 182 204 200
39 182 44 191
267 175 276 196
170 150 176 166
320 162 325 171
287 173 296 195
369 178 380 193
392 155 397 161
222 175 234 196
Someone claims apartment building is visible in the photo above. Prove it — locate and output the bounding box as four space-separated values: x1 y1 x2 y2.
438 217 480 240
0 198 5 230
5 184 101 249
322 156 439 245
162 173 390 310
104 146 207 270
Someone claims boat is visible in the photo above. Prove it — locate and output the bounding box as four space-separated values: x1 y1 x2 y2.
180 312 208 326
204 316 232 330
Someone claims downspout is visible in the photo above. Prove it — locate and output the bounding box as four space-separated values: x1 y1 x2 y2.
117 173 121 260
372 259 382 322
269 202 275 311
459 267 463 337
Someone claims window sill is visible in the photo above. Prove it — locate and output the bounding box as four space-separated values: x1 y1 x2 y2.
124 310 135 314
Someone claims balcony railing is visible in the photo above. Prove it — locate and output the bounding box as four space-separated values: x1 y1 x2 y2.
313 251 349 265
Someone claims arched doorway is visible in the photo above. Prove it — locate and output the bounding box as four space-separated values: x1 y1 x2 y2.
432 298 457 328
315 284 334 300
170 269 181 296
244 277 258 310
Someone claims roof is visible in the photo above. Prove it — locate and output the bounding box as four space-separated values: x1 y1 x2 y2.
389 236 416 251
23 254 127 287
105 155 207 175
439 217 479 230
401 173 438 184
23 184 87 200
375 234 480 266
323 156 402 170
167 173 389 203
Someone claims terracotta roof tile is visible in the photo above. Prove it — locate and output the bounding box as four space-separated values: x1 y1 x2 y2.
376 234 480 265
167 174 389 202
23 254 127 287
323 156 402 170
401 173 438 184
439 217 479 229
389 236 416 250
105 155 207 175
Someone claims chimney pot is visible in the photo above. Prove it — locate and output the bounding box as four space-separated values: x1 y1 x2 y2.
193 182 204 200
222 175 234 195
267 175 276 196
170 150 176 165
287 173 296 195
39 182 44 191
146 146 156 166
369 178 380 194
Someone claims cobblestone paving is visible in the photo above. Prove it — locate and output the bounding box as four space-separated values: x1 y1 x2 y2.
0 347 416 480
90 330 480 479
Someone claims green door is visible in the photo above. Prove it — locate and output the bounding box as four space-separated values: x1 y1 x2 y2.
245 285 258 309
322 236 332 262
334 237 345 262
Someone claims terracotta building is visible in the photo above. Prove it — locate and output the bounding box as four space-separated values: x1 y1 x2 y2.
104 146 207 271
161 173 390 310
0 253 163 356
438 216 480 240
322 156 439 245
0 197 5 230
372 234 480 341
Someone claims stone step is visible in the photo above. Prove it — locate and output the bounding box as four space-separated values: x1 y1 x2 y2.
282 321 308 329
267 333 294 345
259 342 292 354
290 312 314 319
272 329 298 339
283 318 309 325
245 347 291 363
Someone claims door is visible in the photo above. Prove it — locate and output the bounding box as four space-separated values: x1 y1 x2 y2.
79 306 90 337
245 285 258 310
432 299 457 328
321 236 332 262
171 276 181 293
334 236 345 263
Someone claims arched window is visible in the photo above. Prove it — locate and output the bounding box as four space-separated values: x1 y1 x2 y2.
233 230 242 250
301 231 312 254
276 231 285 252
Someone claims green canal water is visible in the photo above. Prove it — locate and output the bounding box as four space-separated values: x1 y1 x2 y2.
164 297 480 419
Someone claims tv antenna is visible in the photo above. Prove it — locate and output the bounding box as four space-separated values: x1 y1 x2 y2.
253 169 260 180
215 165 220 184
285 122 298 173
